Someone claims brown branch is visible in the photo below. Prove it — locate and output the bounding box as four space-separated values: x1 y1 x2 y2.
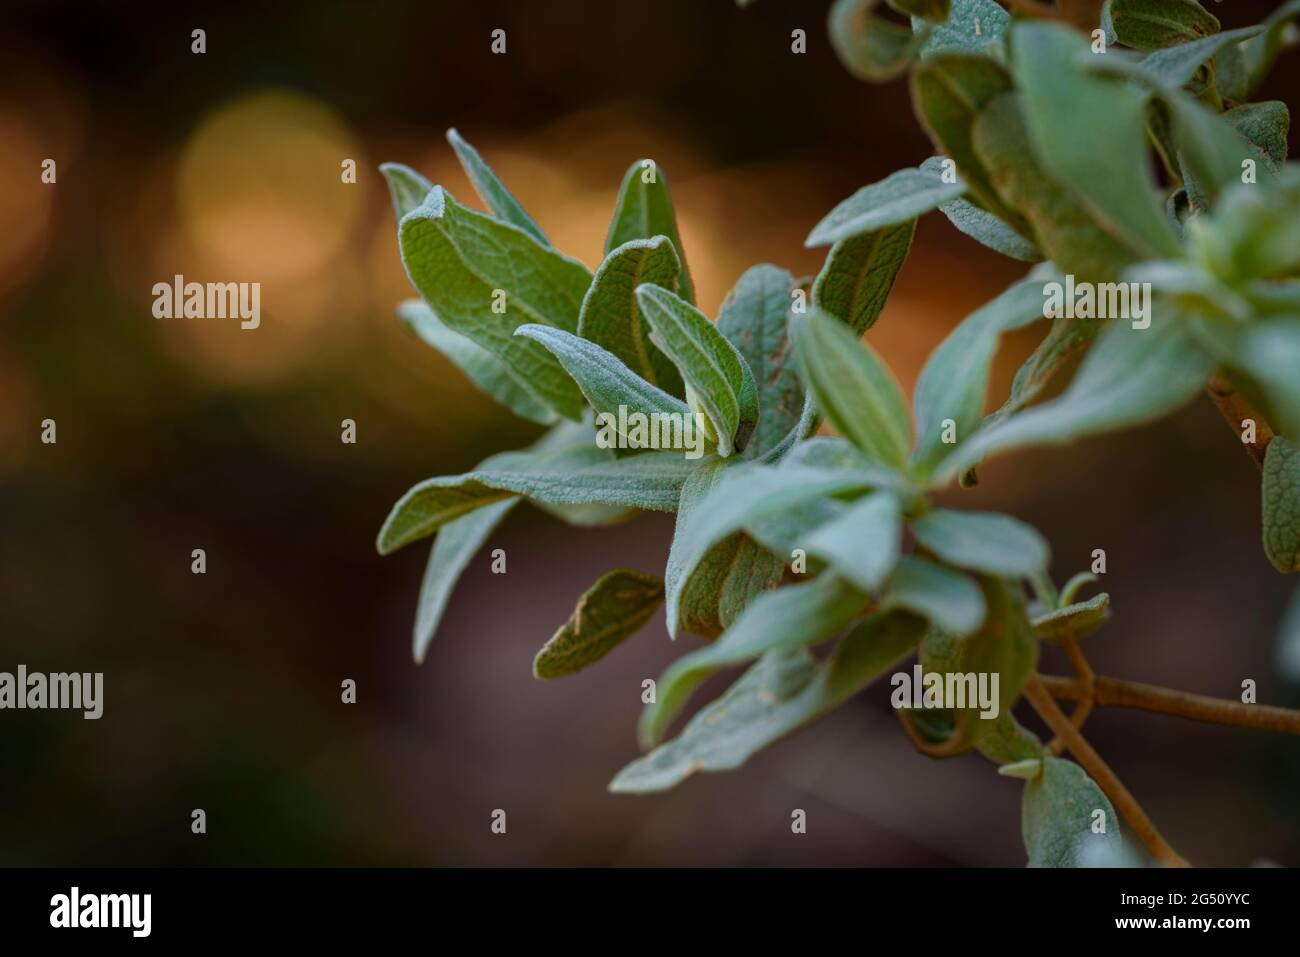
1023 675 1189 867
1040 674 1300 736
1207 374 1274 469
1048 634 1095 756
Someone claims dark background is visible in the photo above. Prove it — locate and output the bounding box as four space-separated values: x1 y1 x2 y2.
1 0 1297 866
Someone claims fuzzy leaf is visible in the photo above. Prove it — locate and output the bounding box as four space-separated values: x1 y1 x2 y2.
578 237 686 397
1109 0 1219 51
1022 757 1121 868
446 128 549 246
936 196 1042 261
533 570 664 679
669 463 785 640
1033 593 1111 642
936 299 1215 484
378 439 700 555
514 325 698 454
812 221 916 334
1263 436 1300 574
611 611 926 793
806 166 963 247
1011 23 1181 260
635 284 758 457
910 53 1033 238
881 556 985 636
380 162 434 219
806 492 903 592
1168 93 1262 209
399 186 592 419
718 265 806 459
663 460 893 637
1137 25 1264 87
972 93 1140 282
911 275 1048 476
911 509 1050 578
889 0 948 21
1241 0 1300 95
1222 101 1290 173
793 308 913 470
413 498 519 664
606 160 695 304
640 574 877 748
829 0 931 81
915 0 1008 57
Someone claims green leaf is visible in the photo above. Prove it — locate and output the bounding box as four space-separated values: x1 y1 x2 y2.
972 92 1141 282
936 196 1042 261
514 325 699 453
1241 0 1300 94
812 221 916 334
930 576 1037 719
635 284 759 457
935 313 1216 484
806 492 903 592
641 573 869 746
446 128 549 246
914 0 1008 58
717 265 806 458
747 496 850 557
1033 592 1111 642
1167 93 1261 210
881 556 985 635
1011 23 1181 260
984 313 1104 441
578 237 686 397
911 275 1048 476
1277 585 1300 681
805 166 964 247
606 160 695 305
379 162 434 219
1186 171 1300 282
829 0 931 81
1263 436 1300 574
399 186 592 420
1137 25 1264 87
397 300 556 426
1022 757 1121 868
910 509 1050 578
413 498 519 664
910 53 1033 238
611 611 926 793
1229 317 1300 439
533 569 665 679
663 459 897 637
1222 101 1290 173
1109 0 1219 51
377 438 700 555
668 462 786 640
978 713 1043 765
793 308 913 470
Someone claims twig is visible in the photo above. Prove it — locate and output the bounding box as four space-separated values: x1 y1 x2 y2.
1047 634 1095 755
1023 675 1189 867
1040 674 1300 736
1207 374 1275 469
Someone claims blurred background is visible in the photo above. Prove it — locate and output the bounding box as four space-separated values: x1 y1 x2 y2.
1 0 1297 866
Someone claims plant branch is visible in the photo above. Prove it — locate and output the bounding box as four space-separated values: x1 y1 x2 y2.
1023 674 1189 867
1040 673 1300 735
1047 633 1095 755
1207 373 1275 469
